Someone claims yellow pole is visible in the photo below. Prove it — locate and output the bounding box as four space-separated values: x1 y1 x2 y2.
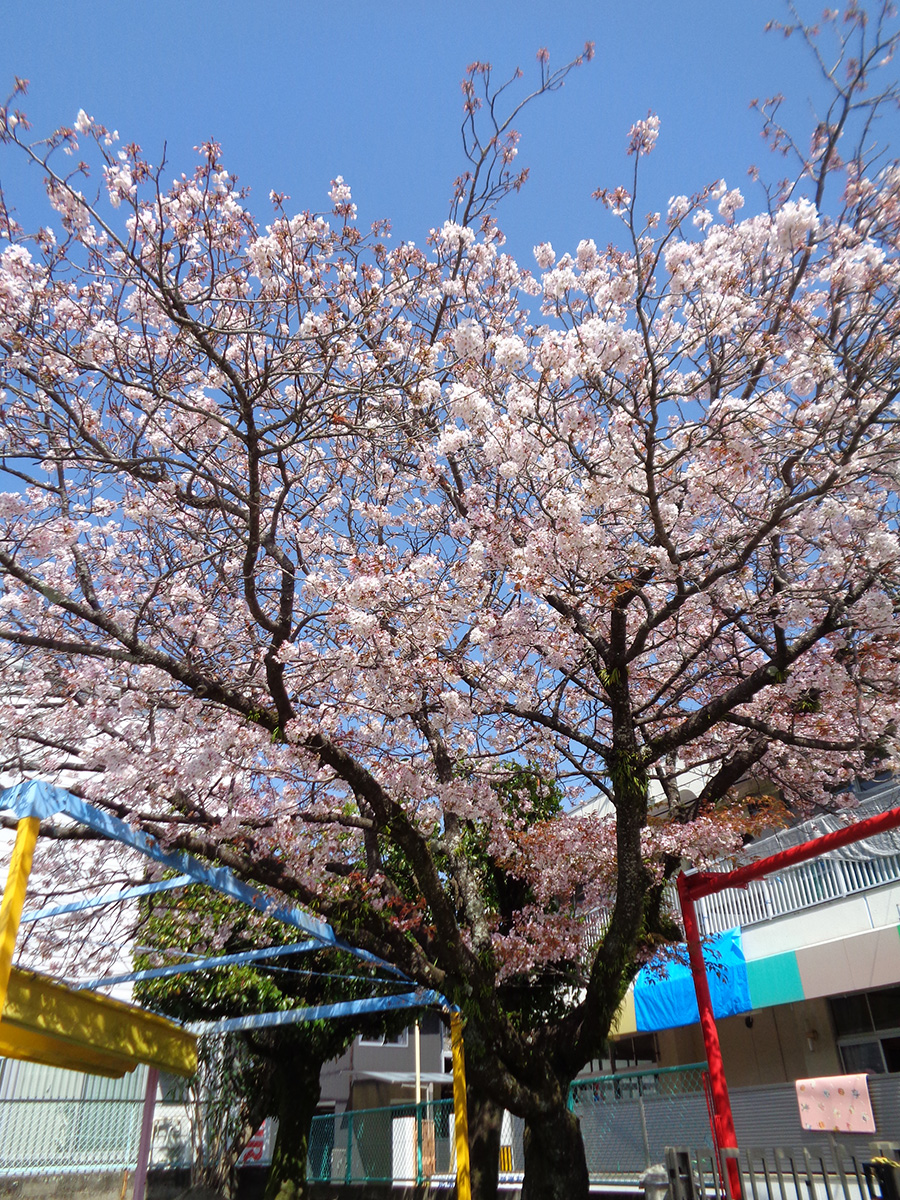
0 817 40 1016
451 1011 471 1200
415 1018 421 1105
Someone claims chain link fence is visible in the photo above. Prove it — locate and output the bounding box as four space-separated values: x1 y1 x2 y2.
0 1089 249 1176
0 1061 145 1175
309 1098 457 1185
5 1057 900 1192
305 1065 711 1184
0 1058 709 1184
0 1093 144 1174
572 1064 713 1178
0 1058 268 1178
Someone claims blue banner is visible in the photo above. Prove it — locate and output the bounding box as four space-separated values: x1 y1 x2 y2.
633 927 751 1031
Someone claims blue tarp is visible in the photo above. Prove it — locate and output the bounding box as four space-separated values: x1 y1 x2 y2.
633 927 751 1031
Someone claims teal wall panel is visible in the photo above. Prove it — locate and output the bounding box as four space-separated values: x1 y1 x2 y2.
747 951 804 1007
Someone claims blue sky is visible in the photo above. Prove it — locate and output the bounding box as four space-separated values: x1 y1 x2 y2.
2 2 897 262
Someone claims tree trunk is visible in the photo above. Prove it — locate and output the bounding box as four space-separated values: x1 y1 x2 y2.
263 1051 324 1200
521 1103 589 1200
467 1086 503 1200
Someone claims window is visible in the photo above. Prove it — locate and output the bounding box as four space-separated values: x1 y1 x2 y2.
831 993 872 1037
609 1033 658 1072
840 1041 886 1074
868 986 900 1031
830 986 900 1074
358 1028 408 1047
883 1037 900 1072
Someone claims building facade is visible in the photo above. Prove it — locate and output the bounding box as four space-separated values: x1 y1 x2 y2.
610 778 900 1089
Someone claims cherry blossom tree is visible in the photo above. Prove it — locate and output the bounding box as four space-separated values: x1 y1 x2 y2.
2 9 900 1198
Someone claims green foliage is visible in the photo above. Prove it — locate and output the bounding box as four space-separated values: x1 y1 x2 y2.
136 881 410 1048
491 764 564 826
137 885 306 1018
373 764 575 1031
465 764 563 924
792 687 823 715
136 880 421 1199
459 766 578 1029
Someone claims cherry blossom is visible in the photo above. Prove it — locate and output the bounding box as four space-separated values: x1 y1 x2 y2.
1 13 899 1199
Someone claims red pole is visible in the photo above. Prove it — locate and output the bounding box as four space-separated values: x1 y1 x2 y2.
672 802 900 1200
676 872 742 1200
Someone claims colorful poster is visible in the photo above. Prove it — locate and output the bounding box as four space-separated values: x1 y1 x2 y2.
795 1074 875 1133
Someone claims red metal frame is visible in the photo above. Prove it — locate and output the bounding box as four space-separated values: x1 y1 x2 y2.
700 1068 720 1165
677 802 900 1200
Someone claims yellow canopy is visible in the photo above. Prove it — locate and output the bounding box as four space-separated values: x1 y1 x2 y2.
0 965 197 1079
0 814 196 1079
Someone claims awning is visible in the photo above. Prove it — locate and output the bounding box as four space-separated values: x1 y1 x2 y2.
0 965 197 1078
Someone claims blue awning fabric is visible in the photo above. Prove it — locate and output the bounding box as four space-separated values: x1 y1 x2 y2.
633 927 751 1032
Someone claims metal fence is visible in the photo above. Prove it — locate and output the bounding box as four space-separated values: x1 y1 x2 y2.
667 1139 900 1200
0 1088 246 1176
0 1060 146 1175
729 1076 900 1169
5 1060 896 1190
304 1064 711 1184
0 1092 145 1173
573 1064 713 1178
694 852 900 938
308 1098 458 1185
0 1058 267 1177
587 848 900 947
304 1070 900 1185
0 1061 709 1182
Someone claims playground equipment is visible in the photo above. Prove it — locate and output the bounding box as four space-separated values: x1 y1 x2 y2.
7 771 898 1200
678 802 900 1199
0 778 471 1200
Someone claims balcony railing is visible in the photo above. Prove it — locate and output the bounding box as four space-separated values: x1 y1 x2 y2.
693 847 900 937
582 783 900 946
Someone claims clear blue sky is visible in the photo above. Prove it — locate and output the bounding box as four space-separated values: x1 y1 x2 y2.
2 2 897 262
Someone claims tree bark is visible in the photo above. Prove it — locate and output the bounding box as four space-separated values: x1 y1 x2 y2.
263 1049 325 1200
521 1104 589 1200
467 1086 503 1200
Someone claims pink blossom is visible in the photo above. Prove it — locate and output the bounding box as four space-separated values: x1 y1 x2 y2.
627 113 660 156
533 241 555 268
774 197 820 252
453 316 484 358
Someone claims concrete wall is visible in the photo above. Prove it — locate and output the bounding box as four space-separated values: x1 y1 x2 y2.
656 996 843 1087
741 884 900 960
0 1173 458 1200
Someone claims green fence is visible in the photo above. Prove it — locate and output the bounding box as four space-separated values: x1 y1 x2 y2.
308 1098 457 1185
0 1060 709 1183
308 1064 711 1184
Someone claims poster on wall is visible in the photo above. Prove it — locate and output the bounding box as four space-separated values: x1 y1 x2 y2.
795 1074 875 1133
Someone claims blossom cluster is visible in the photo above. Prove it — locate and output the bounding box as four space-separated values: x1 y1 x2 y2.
0 80 899 989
